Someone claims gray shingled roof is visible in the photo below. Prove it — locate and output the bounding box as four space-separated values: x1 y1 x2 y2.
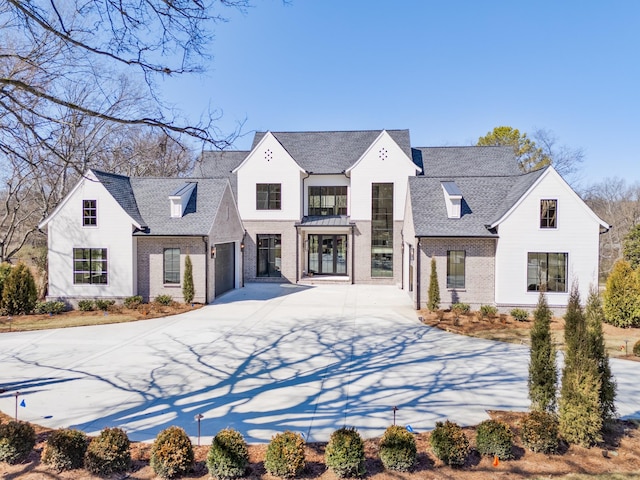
92 170 147 227
252 130 412 173
193 150 247 198
409 168 547 237
130 177 229 236
412 146 521 177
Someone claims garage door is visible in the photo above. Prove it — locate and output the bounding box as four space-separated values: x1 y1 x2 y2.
215 242 235 297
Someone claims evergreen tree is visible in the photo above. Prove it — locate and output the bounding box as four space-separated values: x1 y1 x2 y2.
602 260 640 327
0 262 12 309
528 292 557 413
559 284 602 446
2 263 38 314
427 257 440 311
623 223 640 270
585 286 617 424
183 254 194 304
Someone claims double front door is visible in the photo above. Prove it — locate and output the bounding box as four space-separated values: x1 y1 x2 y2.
308 234 347 275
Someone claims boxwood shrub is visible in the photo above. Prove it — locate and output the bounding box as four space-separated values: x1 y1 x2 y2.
150 426 194 479
35 301 66 314
77 300 94 312
42 428 88 471
154 294 173 306
429 420 469 467
85 427 131 476
324 427 366 478
475 419 514 459
206 428 249 479
520 411 559 453
0 420 36 464
378 425 416 472
124 295 143 309
510 308 529 322
264 431 305 478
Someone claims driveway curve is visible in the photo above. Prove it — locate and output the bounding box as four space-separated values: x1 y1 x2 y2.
1 283 639 443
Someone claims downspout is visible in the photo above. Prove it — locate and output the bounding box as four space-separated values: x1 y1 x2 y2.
415 237 421 310
202 236 209 304
241 230 246 288
351 224 355 284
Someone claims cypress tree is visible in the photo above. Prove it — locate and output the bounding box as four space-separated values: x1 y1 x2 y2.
182 254 194 304
2 262 38 314
585 286 617 425
427 257 440 311
602 260 640 327
559 284 602 446
528 292 557 413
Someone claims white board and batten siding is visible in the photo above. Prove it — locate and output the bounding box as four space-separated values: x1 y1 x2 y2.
494 169 604 308
46 173 136 299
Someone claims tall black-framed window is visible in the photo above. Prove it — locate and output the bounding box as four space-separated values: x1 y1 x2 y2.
527 252 567 292
540 199 557 228
73 248 107 284
371 183 393 277
164 248 180 284
308 186 347 216
83 200 97 226
447 250 465 289
256 184 281 210
257 234 282 277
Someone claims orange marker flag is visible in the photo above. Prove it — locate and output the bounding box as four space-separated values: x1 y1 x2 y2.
493 455 500 467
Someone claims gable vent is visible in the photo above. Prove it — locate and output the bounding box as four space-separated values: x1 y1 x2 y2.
169 182 196 218
265 149 273 162
441 181 463 219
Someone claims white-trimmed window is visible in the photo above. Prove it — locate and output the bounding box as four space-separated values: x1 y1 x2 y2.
83 200 97 226
73 248 107 284
527 252 567 292
164 248 180 284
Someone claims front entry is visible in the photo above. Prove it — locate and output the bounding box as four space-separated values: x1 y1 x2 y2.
308 234 347 275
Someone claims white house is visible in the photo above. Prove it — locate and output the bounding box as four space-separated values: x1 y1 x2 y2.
39 170 245 305
42 129 609 311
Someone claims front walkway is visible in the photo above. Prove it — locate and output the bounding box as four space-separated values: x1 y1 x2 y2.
1 283 639 443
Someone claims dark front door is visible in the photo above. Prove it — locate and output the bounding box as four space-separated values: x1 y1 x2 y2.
215 242 235 297
308 234 347 275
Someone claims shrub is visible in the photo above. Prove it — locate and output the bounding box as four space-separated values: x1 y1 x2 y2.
0 262 12 304
451 303 470 315
78 300 94 312
0 420 36 464
35 301 66 314
378 425 416 472
206 428 248 480
480 305 498 318
529 292 557 413
429 420 469 467
510 308 529 322
94 299 115 311
520 411 560 453
42 428 88 471
183 254 195 304
85 427 131 476
324 427 366 478
475 420 513 459
150 426 194 479
603 260 640 327
264 431 305 478
428 257 440 311
634 340 640 357
124 295 143 309
1 263 38 314
154 294 173 306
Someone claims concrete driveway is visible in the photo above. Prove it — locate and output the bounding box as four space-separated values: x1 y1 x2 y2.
1 283 639 443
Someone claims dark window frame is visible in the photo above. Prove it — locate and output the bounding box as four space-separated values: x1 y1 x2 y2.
527 252 568 292
163 248 180 284
83 200 97 226
447 250 466 289
256 184 281 210
371 183 394 278
540 199 557 229
257 234 282 277
73 248 108 284
308 186 348 216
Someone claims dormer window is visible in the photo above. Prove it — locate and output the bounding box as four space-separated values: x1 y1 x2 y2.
441 182 462 219
169 182 196 218
83 200 97 226
540 199 557 228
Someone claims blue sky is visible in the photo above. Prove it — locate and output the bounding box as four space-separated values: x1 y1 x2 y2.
160 1 639 188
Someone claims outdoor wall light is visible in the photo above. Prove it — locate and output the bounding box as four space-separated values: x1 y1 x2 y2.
210 246 216 258
240 242 245 251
